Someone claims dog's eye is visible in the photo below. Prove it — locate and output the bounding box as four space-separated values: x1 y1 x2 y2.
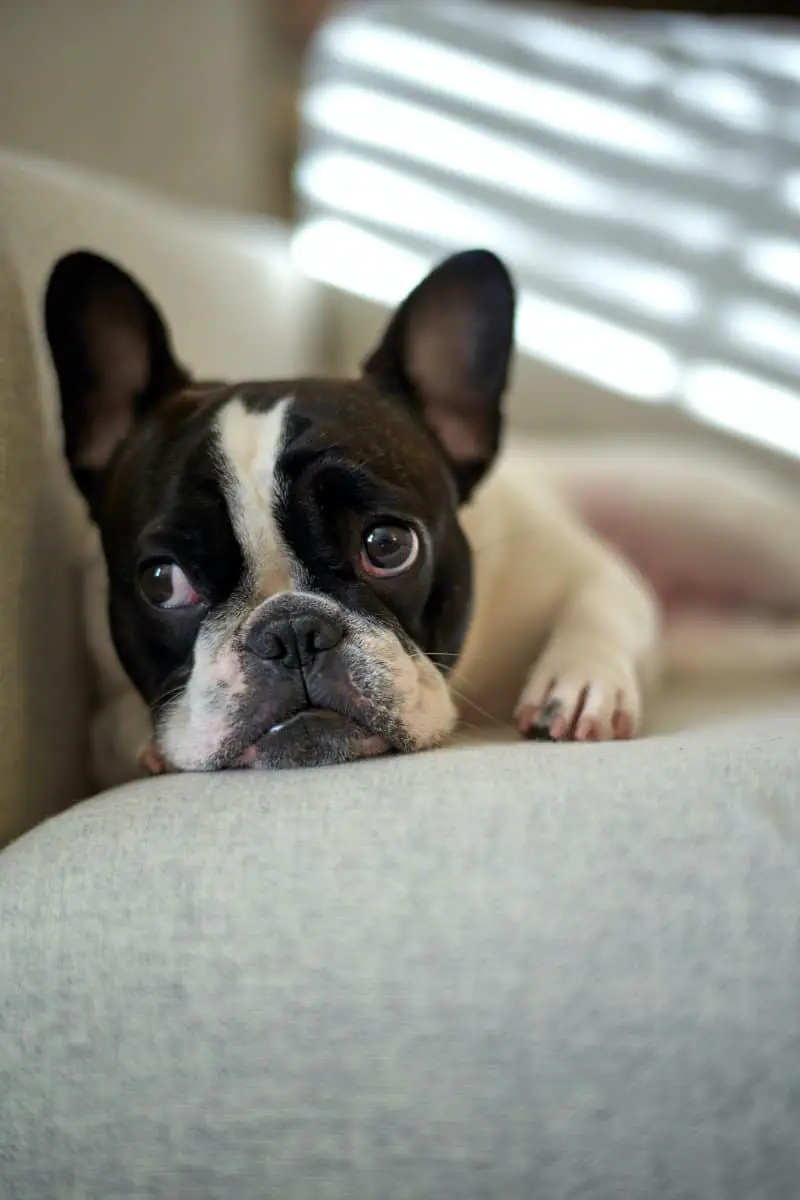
138 561 200 610
360 523 420 578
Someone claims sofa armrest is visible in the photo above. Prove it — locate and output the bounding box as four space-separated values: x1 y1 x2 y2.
0 243 88 846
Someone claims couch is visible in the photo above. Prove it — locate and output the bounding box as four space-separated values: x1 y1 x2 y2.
1 149 799 1199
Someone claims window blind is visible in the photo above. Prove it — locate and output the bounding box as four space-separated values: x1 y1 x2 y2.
294 0 800 457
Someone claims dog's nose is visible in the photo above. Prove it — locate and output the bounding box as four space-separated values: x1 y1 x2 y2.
245 613 344 669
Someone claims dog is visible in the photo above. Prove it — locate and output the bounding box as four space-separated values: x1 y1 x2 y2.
45 247 800 788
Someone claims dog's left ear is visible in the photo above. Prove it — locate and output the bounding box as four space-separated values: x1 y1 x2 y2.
362 249 516 501
44 250 190 513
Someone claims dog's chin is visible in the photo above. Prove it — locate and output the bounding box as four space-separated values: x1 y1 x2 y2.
231 709 393 770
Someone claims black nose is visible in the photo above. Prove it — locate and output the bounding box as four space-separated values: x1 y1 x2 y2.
245 612 344 669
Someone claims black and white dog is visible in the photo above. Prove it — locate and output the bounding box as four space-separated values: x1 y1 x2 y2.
46 248 800 787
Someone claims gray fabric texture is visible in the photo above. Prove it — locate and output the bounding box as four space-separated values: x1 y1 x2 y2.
1 716 799 1200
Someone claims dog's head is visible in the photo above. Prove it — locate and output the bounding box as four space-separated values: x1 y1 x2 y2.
45 248 515 769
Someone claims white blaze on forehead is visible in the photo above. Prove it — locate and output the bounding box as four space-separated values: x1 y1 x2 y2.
215 395 295 595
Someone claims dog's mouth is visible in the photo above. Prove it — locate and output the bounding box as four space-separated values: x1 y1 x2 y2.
151 641 427 773
228 706 393 770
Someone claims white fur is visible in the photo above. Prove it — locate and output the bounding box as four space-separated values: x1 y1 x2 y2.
454 448 658 740
216 395 295 595
156 606 251 771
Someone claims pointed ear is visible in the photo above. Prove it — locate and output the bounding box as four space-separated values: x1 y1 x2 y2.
362 249 515 501
44 250 189 506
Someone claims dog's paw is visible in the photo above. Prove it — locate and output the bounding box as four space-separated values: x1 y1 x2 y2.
514 657 641 742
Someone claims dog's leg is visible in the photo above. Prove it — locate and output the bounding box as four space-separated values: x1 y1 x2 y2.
514 555 661 742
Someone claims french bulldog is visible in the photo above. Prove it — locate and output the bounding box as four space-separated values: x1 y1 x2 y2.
45 248 800 788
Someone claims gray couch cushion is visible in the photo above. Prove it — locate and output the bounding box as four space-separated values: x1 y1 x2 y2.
1 718 799 1199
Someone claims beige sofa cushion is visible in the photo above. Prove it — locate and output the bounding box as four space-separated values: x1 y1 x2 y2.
0 150 326 843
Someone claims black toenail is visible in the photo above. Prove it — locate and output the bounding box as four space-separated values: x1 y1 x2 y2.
527 698 563 741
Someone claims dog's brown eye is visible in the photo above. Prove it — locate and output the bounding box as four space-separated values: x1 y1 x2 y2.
360 523 420 578
138 561 201 610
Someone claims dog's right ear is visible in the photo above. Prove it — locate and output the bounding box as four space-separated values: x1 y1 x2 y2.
44 250 189 510
362 249 515 503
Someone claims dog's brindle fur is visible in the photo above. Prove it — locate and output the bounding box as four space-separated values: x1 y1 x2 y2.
46 248 800 786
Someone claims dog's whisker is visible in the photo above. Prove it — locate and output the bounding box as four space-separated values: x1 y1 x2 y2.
153 687 184 712
429 650 509 683
446 681 514 733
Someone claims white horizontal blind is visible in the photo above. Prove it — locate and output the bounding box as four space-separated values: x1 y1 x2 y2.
294 0 800 457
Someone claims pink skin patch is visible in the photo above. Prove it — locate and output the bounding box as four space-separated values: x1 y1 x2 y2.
207 648 248 695
359 733 392 758
139 742 166 775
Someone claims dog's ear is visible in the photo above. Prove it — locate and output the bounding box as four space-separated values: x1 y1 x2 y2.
44 250 189 509
362 249 515 502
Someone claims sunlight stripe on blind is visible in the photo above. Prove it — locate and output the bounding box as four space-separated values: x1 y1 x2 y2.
298 1 800 459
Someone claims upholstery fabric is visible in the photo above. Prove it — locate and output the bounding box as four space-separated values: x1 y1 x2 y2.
0 241 87 842
2 715 799 1199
